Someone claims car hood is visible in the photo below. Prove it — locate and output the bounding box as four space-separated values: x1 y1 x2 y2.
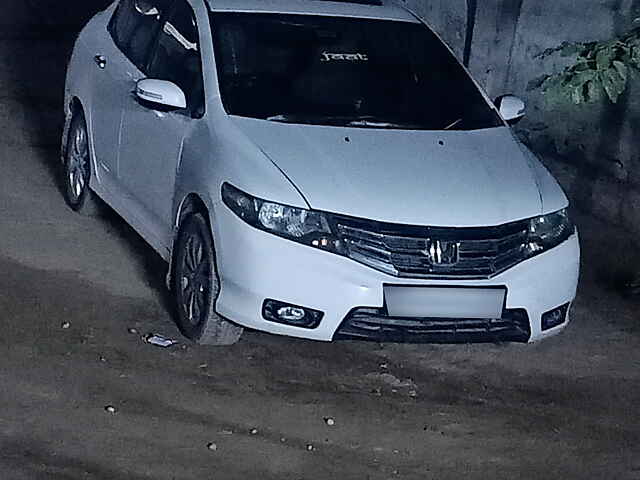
229 116 545 227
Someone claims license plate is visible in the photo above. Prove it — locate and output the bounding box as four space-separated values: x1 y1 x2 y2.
384 286 506 319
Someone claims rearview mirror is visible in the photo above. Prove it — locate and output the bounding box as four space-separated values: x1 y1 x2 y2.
136 79 186 110
495 95 525 125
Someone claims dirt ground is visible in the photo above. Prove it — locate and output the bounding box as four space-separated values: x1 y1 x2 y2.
1 2 639 479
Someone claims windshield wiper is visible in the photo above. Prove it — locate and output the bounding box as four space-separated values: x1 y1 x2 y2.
266 113 361 124
266 114 292 122
444 118 463 130
266 114 423 129
345 117 424 129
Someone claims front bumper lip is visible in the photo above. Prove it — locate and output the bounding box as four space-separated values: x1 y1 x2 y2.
212 204 580 343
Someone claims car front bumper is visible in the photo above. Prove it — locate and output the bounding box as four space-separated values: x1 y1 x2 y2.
212 205 580 343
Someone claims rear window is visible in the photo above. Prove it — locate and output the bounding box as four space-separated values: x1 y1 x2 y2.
209 13 502 130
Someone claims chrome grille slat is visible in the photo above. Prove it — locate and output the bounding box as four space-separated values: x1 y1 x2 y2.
381 236 428 251
336 217 531 279
338 225 386 243
348 241 391 260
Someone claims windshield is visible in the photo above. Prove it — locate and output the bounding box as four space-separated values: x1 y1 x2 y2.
209 13 502 130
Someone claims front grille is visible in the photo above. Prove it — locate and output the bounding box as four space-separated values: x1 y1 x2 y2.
334 308 531 343
335 216 531 279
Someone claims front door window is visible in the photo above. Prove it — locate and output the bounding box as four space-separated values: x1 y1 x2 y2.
147 0 205 118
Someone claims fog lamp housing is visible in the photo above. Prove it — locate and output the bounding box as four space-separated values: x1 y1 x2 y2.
262 299 324 329
541 303 570 331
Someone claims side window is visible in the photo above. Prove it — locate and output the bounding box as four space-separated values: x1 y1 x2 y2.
108 0 168 71
147 0 205 118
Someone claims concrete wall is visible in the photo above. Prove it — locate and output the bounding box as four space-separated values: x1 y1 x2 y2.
403 0 640 237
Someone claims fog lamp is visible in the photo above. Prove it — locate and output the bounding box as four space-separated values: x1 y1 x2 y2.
262 299 324 329
541 303 570 331
277 306 305 321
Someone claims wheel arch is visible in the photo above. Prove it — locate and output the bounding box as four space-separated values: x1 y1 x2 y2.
175 193 211 229
61 96 85 163
166 192 214 290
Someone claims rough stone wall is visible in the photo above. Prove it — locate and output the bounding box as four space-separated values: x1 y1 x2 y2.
401 0 467 58
403 0 640 236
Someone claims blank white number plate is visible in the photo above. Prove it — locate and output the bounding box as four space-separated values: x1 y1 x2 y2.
384 286 506 319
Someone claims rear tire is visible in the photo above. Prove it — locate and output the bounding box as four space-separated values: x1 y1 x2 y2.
173 213 243 345
63 110 101 216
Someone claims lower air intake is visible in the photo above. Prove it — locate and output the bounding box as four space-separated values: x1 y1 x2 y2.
334 308 530 343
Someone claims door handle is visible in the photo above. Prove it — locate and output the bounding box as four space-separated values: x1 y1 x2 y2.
94 55 107 69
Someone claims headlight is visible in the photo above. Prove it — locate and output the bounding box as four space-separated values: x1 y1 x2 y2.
527 208 574 255
221 183 347 254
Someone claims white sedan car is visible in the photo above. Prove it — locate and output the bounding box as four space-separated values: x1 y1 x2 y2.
62 0 580 345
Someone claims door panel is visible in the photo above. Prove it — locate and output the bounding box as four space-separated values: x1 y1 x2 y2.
118 0 205 248
119 103 187 247
86 19 129 186
88 0 169 186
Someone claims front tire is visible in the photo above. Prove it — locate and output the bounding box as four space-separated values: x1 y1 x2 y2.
63 110 100 215
173 213 243 345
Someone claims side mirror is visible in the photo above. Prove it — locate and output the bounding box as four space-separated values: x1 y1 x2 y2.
136 79 186 110
495 95 525 125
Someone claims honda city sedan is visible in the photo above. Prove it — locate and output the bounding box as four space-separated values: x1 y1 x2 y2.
62 0 580 345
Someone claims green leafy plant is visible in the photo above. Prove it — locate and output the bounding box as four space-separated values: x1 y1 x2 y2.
536 25 640 294
538 26 640 105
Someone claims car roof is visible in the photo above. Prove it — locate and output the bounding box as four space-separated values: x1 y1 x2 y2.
204 0 419 23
